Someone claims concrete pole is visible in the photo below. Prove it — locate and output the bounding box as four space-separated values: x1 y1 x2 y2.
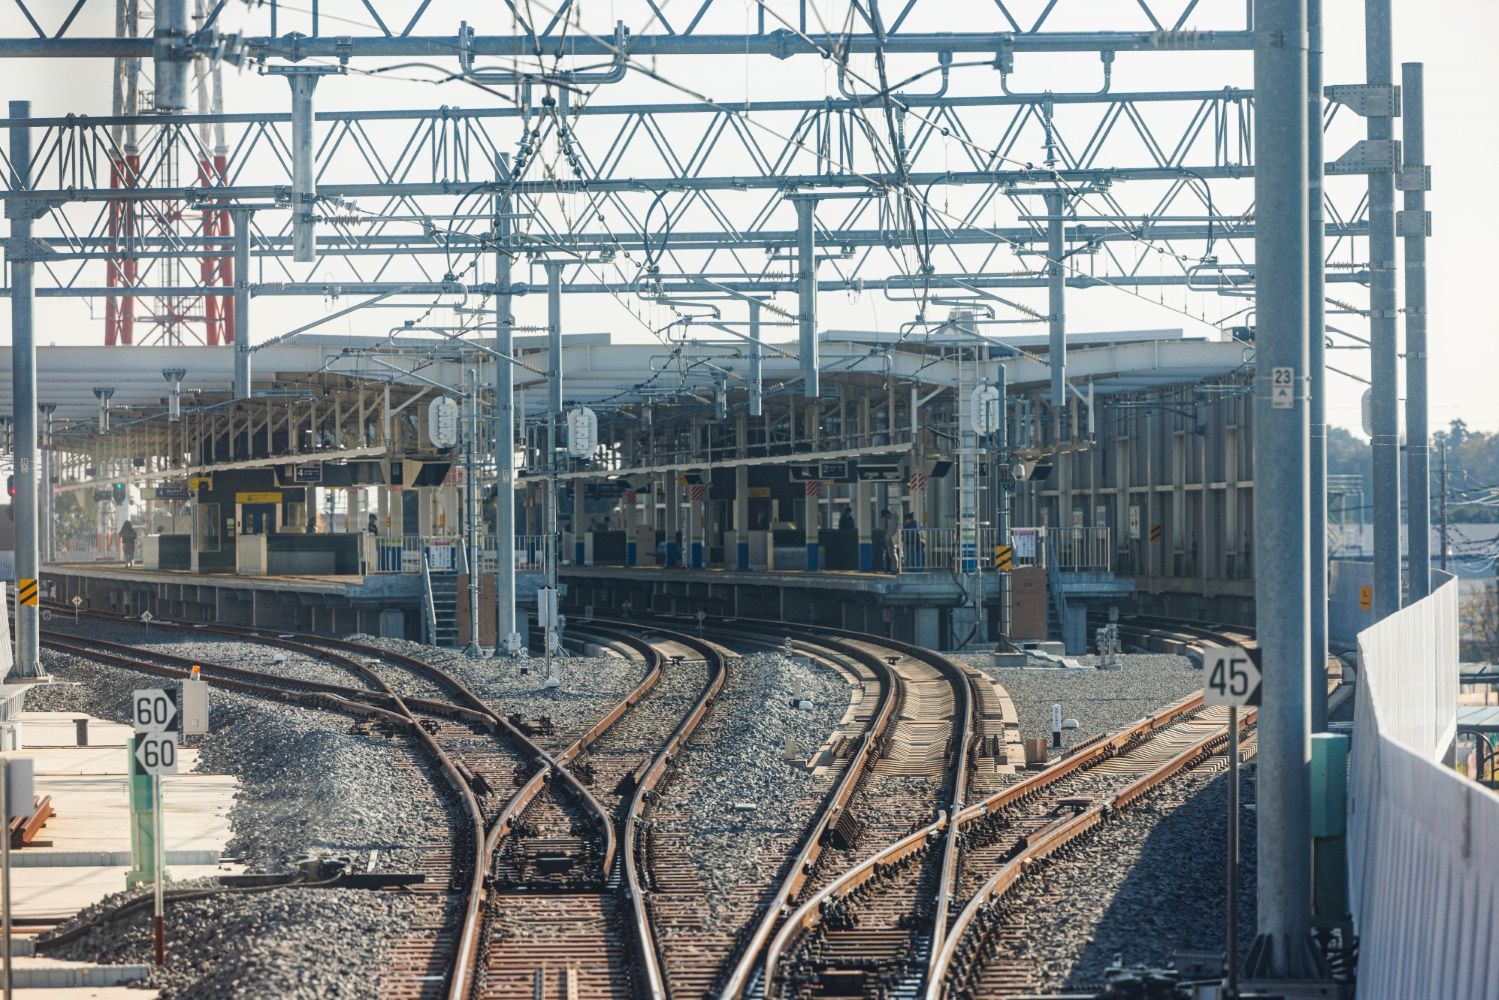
1249 0 1315 979
995 362 1010 638
1307 0 1329 732
38 405 54 565
1402 62 1431 602
231 209 252 399
1366 0 1402 617
794 199 819 397
544 261 563 680
7 101 41 677
748 299 764 417
287 75 319 263
1046 190 1067 443
493 164 518 651
464 368 481 655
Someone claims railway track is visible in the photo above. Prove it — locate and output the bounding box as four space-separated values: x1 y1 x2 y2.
37 603 1269 1000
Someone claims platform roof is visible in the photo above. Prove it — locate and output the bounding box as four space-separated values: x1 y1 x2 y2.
0 328 1251 433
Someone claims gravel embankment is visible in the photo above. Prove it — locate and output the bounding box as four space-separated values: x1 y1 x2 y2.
657 650 848 922
963 653 1204 756
41 880 421 1000
985 766 1257 993
28 648 455 874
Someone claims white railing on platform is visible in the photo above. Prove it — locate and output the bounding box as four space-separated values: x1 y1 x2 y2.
1047 526 1113 573
1349 574 1496 998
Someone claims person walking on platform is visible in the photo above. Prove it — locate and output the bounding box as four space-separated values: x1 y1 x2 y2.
838 506 855 532
119 519 137 566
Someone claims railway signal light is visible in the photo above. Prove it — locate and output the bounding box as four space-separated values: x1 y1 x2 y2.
112 481 126 503
5 475 12 499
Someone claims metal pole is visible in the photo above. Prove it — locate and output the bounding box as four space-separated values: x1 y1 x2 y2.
995 362 1009 638
544 261 563 685
1366 0 1402 617
152 775 164 965
464 367 482 655
494 163 517 653
38 405 54 565
1440 439 1448 572
1307 0 1329 734
1046 190 1067 442
1 762 10 1000
7 101 40 678
231 209 252 398
1248 0 1315 980
794 199 819 397
748 299 764 418
287 74 319 263
150 0 189 113
1402 62 1431 601
1228 704 1241 996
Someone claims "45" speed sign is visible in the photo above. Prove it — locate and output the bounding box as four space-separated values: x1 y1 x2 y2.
1203 646 1263 707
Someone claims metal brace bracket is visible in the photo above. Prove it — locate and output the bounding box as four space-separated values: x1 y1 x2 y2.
1396 210 1432 238
0 237 56 262
1397 164 1432 192
1326 139 1401 176
1325 83 1401 118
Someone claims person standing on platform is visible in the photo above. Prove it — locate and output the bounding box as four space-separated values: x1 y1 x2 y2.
838 506 854 532
902 511 924 571
119 519 137 566
881 508 901 574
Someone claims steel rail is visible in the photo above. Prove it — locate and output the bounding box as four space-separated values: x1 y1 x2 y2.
928 708 1258 998
597 621 731 1000
714 631 900 999
37 628 491 1000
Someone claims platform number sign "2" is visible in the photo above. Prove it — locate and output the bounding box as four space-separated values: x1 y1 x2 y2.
1203 647 1262 707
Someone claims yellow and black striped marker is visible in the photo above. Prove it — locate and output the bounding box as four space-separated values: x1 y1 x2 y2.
17 578 38 607
993 545 1013 571
1149 523 1163 542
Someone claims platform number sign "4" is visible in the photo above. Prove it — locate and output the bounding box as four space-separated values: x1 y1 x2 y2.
1203 647 1262 707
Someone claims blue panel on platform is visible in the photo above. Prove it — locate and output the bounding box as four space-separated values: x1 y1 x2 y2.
736 541 749 571
806 543 820 571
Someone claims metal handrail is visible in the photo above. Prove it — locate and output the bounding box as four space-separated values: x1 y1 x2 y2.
420 551 438 645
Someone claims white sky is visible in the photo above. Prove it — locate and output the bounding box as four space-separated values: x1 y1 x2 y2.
0 0 1493 434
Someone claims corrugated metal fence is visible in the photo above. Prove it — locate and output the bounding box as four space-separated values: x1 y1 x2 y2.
1350 573 1498 998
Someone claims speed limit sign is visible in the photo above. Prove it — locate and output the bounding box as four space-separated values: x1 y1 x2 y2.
133 731 179 775
1203 646 1262 707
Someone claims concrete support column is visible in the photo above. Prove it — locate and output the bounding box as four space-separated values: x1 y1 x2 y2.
573 479 586 566
1046 190 1067 442
794 198 819 397
1249 0 1316 979
664 475 681 567
734 464 750 570
856 480 874 571
623 486 639 567
7 101 41 677
231 208 252 399
804 481 820 571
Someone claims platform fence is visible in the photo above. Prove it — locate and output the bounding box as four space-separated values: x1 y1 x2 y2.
1349 572 1497 998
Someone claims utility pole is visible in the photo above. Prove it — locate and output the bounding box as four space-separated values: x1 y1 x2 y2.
7 101 41 678
1307 0 1329 734
1247 0 1317 983
493 160 519 654
463 367 482 656
542 261 564 687
1366 0 1403 617
1401 62 1432 600
1439 440 1449 573
1046 189 1067 443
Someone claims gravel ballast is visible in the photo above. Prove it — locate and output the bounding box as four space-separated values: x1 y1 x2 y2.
655 650 847 920
963 652 1204 756
29 648 455 874
42 881 421 1000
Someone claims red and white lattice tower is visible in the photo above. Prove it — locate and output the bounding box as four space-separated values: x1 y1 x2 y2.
105 0 232 346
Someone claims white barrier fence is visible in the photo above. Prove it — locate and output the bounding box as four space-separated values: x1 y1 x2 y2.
1350 574 1497 998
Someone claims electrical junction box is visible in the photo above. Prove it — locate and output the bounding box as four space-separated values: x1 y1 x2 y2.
181 679 210 736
